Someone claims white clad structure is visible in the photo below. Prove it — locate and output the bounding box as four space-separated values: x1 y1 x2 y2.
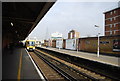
51 32 63 40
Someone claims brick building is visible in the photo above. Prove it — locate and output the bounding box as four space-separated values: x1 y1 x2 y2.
104 7 120 36
68 30 80 39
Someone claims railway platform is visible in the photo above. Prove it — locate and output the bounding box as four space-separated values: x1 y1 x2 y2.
39 46 120 67
2 46 120 80
2 47 43 80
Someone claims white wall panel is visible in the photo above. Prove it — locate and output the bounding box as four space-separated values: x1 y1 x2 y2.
66 39 76 50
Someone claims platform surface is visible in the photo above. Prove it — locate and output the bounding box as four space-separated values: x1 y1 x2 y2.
2 47 40 80
40 46 120 67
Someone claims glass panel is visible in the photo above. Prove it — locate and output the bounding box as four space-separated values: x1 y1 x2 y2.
29 41 35 46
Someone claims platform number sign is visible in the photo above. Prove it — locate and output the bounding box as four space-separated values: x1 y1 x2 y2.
113 40 120 52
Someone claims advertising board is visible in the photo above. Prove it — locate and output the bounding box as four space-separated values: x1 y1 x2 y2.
56 39 63 48
113 40 120 52
66 39 76 50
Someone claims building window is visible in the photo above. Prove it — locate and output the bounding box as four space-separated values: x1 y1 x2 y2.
114 17 116 20
114 24 116 27
114 30 116 34
110 18 112 21
110 24 112 28
110 30 112 35
110 11 113 15
114 10 116 14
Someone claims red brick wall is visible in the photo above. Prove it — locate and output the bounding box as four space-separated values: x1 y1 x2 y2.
78 36 120 54
105 8 120 19
105 8 120 36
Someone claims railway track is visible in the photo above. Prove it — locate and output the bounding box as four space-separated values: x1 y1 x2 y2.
34 51 94 81
36 47 120 80
29 49 113 81
29 52 66 81
29 51 91 81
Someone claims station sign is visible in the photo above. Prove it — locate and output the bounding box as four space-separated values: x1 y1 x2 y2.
100 41 110 44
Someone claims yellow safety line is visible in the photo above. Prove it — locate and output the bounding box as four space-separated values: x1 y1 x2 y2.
17 50 22 81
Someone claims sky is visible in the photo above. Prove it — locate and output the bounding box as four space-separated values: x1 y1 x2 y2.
28 0 119 41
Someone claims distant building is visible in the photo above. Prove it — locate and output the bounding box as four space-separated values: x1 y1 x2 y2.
68 30 80 39
104 7 120 36
44 40 48 46
51 32 63 40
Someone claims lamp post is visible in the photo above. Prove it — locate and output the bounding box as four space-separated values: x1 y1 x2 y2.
75 33 78 53
77 38 79 53
95 25 100 57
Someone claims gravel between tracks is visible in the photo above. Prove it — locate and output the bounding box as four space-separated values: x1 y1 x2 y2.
29 52 66 81
35 49 112 81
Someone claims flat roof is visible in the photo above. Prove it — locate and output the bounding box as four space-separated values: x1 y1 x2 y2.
79 35 120 39
103 7 120 14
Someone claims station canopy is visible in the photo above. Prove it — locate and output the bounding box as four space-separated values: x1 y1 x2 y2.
2 2 55 41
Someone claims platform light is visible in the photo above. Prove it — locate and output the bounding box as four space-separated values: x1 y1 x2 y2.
11 22 13 26
95 25 99 27
95 25 100 57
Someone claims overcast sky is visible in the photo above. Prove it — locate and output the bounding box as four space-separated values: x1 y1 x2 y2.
28 0 119 41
